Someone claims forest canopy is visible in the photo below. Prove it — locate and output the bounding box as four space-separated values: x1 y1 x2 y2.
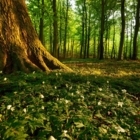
26 0 140 60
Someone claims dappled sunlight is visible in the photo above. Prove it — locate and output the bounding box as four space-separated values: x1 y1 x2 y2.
66 60 140 77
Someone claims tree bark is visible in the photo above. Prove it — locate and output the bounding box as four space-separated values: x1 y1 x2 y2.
80 0 86 58
111 12 116 59
118 0 125 60
99 0 105 59
39 0 45 45
63 0 69 59
52 0 59 58
0 0 72 73
86 11 91 58
132 0 140 60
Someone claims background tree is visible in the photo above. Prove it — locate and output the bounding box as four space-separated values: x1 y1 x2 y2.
132 0 140 60
26 0 140 60
39 0 45 45
52 0 59 58
118 0 125 60
99 0 105 59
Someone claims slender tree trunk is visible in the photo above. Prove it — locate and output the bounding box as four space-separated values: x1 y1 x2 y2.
58 0 62 59
107 26 110 58
0 0 72 73
49 23 53 54
129 16 133 59
125 23 129 59
71 39 74 58
132 0 140 60
111 13 116 59
93 21 97 58
63 0 69 59
52 0 59 58
80 3 85 58
87 12 91 58
99 0 105 59
84 0 87 59
104 16 107 58
118 0 125 60
39 0 45 45
93 36 96 58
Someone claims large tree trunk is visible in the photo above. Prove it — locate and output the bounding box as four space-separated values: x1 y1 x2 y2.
0 0 72 73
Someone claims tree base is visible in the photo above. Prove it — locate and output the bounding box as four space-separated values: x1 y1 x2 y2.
1 40 73 74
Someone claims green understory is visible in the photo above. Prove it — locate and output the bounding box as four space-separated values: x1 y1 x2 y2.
0 60 140 139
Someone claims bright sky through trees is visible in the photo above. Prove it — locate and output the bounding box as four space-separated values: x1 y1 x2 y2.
70 0 76 10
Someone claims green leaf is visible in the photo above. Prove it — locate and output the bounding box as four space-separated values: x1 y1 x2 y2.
74 122 85 128
99 127 107 134
59 133 72 140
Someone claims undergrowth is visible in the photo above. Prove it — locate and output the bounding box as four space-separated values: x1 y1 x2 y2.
0 71 140 140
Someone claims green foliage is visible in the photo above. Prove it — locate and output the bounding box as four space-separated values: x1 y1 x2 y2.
0 70 139 139
26 0 140 59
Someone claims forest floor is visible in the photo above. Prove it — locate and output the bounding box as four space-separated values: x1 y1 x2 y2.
0 59 140 139
63 59 140 76
63 59 140 97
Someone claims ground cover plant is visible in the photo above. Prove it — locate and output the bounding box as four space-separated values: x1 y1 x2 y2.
0 60 140 140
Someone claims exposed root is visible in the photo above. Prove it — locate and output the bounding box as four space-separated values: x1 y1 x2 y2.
2 43 73 73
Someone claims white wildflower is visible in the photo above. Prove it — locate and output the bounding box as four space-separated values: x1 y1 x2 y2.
110 94 114 97
54 86 57 89
122 89 127 93
76 90 80 94
42 81 45 84
65 100 69 104
81 95 84 99
69 86 72 90
63 130 67 133
11 107 15 111
23 108 27 113
4 77 7 81
63 130 68 136
33 71 35 74
78 99 81 102
14 91 17 94
7 105 12 110
107 111 111 115
107 81 109 84
118 102 123 107
71 93 74 96
65 84 69 88
41 106 45 110
98 88 102 91
48 135 56 140
87 81 90 85
40 94 44 99
118 127 125 133
98 101 101 105
115 126 125 133
56 73 58 76
0 71 2 74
